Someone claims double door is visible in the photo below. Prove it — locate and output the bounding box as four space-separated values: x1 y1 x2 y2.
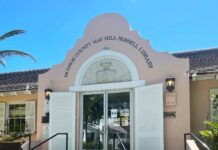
81 91 131 150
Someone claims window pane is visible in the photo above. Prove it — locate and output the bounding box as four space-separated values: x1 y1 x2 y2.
9 110 13 117
14 119 21 132
21 119 25 132
9 105 14 117
9 119 14 132
19 104 25 117
108 92 130 150
9 104 19 118
9 105 14 110
8 104 26 133
83 94 104 149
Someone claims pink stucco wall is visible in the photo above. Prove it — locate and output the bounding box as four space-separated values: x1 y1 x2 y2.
190 79 218 134
37 13 190 150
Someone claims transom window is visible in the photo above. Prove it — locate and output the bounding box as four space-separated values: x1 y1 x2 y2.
82 58 132 85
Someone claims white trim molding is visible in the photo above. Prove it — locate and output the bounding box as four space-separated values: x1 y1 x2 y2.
191 74 218 81
74 50 140 86
70 80 145 92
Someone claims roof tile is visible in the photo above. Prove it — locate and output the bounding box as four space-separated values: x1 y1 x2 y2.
0 68 49 92
173 48 218 74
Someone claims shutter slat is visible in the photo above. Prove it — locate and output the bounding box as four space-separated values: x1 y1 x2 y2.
0 103 6 132
25 101 36 133
135 84 164 150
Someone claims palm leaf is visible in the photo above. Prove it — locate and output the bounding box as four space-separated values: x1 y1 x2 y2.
0 30 25 41
0 50 36 62
0 59 5 67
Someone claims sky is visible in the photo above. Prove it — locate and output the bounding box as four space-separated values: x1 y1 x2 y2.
0 0 218 73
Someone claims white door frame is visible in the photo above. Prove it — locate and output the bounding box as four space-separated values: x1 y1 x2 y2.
71 80 145 150
71 50 144 150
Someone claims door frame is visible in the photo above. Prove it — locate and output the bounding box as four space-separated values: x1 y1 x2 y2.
70 80 145 150
80 89 133 150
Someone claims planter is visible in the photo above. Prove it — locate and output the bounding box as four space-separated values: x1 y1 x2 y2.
0 142 21 150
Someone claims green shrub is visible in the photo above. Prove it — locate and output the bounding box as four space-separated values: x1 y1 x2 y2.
200 116 218 150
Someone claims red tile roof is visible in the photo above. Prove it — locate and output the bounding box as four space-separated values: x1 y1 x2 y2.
173 48 218 75
0 68 49 92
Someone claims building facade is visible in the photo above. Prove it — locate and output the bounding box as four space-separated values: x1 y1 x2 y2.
0 13 217 150
0 69 48 140
37 13 190 150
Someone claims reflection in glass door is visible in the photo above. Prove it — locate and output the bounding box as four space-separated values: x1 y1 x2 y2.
81 92 130 150
82 94 104 149
107 92 130 150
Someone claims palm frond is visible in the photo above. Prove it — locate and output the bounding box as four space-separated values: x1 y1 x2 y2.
0 59 6 67
0 30 25 41
0 50 36 62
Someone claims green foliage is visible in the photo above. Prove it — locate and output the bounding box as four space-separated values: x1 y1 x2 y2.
0 133 30 144
0 120 31 143
200 116 218 150
0 30 25 41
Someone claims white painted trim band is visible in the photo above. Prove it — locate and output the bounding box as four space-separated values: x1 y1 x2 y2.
69 80 145 92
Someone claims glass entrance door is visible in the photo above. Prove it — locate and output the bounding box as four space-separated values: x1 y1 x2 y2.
81 92 131 150
107 92 130 150
82 94 104 149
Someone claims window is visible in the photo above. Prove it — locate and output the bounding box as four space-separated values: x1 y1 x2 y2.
210 89 218 121
8 104 26 133
0 101 35 134
82 58 132 85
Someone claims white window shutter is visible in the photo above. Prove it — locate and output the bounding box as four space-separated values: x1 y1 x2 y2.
25 101 36 133
135 84 164 150
0 103 6 133
49 92 76 150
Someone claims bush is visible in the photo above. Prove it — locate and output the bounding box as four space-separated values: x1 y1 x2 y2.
199 116 218 150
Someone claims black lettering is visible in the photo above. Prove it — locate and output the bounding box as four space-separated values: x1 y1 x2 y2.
118 36 123 41
64 72 68 77
93 37 103 44
138 47 143 52
134 43 139 49
105 36 116 40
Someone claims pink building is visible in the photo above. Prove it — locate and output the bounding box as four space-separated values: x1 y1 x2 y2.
0 13 217 150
